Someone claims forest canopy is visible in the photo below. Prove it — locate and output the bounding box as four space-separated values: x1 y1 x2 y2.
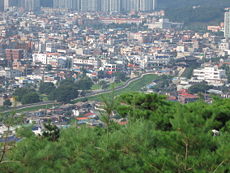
0 92 230 172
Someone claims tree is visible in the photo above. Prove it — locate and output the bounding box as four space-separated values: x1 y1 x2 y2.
0 111 24 166
3 99 12 107
1 93 230 172
21 92 40 105
39 82 55 95
76 77 93 90
99 80 109 89
114 72 127 82
42 122 60 142
46 64 52 71
13 88 35 102
188 81 213 94
49 85 78 103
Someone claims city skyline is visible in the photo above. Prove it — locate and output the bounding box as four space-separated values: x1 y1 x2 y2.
0 0 157 12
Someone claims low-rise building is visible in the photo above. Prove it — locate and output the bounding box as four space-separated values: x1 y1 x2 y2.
191 66 227 86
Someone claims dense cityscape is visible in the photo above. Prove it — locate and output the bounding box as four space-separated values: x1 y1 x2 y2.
0 0 230 172
0 0 157 12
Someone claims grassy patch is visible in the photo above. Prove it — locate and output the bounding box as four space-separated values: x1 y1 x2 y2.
91 84 101 90
3 104 58 114
108 81 124 90
86 74 157 101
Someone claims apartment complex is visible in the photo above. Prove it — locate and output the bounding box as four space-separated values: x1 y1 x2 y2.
0 0 157 12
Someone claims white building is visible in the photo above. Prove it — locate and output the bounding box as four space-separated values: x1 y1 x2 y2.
224 9 230 39
147 18 183 30
73 57 100 69
32 53 47 64
191 66 227 86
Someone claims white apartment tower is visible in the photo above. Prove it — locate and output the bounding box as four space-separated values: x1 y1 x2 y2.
81 0 99 11
53 0 80 10
110 0 120 12
224 9 230 39
24 0 40 11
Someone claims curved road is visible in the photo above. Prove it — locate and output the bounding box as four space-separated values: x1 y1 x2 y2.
1 72 157 114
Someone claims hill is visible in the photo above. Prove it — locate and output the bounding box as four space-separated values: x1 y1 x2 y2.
158 0 230 31
158 0 230 9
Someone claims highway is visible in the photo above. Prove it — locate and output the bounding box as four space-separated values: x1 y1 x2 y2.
1 72 156 114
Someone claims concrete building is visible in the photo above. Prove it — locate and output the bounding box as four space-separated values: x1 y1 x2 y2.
0 0 4 11
140 0 154 11
24 0 40 11
81 0 99 11
224 9 230 39
192 66 227 86
32 53 47 64
5 49 24 62
101 0 109 12
53 0 80 10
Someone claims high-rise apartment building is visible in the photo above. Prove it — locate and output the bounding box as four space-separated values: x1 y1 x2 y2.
4 0 9 10
224 9 230 39
53 0 80 10
101 0 109 12
0 0 4 11
121 0 156 12
101 0 120 12
17 0 157 12
140 0 153 11
110 0 120 12
24 0 40 11
81 0 99 11
128 0 140 11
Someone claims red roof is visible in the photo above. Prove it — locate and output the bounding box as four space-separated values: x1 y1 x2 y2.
76 117 91 120
178 89 188 94
179 93 198 99
84 112 96 117
118 121 128 125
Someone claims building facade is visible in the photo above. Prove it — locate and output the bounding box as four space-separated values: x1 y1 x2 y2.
224 9 230 39
192 66 227 86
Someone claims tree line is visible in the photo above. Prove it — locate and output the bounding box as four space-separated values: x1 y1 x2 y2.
12 77 93 105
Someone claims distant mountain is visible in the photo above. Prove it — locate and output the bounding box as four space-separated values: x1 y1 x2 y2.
159 0 230 31
158 0 230 9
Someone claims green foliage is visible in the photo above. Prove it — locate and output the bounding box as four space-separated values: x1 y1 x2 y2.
1 93 230 172
160 0 230 30
13 88 35 102
21 92 40 105
76 77 93 90
188 81 214 94
3 99 12 107
49 85 78 103
59 78 75 87
98 80 109 89
114 72 128 83
42 122 60 142
182 67 194 79
39 82 55 95
159 0 230 9
116 92 172 130
166 7 223 24
45 64 52 71
151 75 173 92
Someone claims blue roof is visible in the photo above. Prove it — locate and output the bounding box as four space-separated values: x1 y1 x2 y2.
0 136 21 143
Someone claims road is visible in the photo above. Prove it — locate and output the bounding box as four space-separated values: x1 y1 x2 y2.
1 72 156 114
